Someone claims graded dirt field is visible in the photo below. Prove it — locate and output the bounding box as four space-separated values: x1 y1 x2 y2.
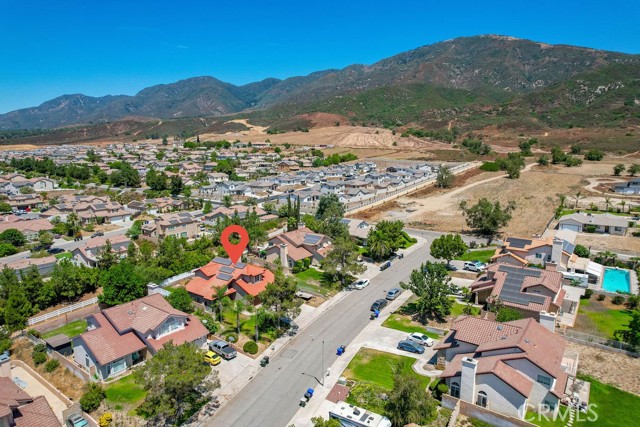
354 163 585 237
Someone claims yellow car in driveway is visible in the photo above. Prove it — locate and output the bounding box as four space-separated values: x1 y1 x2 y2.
204 351 222 366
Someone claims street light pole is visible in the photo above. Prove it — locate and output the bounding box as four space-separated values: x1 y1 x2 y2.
321 340 325 387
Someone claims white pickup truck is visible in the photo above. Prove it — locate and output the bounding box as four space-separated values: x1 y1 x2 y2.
209 340 237 360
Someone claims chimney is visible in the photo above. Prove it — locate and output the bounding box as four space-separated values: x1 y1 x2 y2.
460 357 478 403
539 311 557 333
551 238 563 266
279 244 289 269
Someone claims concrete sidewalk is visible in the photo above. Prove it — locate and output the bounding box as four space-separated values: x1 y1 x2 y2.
210 236 430 411
287 290 443 427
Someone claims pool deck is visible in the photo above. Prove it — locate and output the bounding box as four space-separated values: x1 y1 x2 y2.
594 267 638 295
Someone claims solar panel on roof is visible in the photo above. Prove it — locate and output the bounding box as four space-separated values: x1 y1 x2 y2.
563 241 576 254
235 262 246 269
303 234 322 245
217 273 233 281
213 257 232 265
506 237 531 249
497 265 546 306
220 266 235 274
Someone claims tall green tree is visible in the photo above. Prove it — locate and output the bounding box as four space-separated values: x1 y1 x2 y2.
400 262 453 323
430 234 468 267
96 240 119 270
222 195 233 208
0 229 26 247
99 261 147 306
366 229 392 261
315 194 344 220
135 342 219 425
51 259 85 301
259 269 301 323
65 212 81 237
386 372 437 426
4 283 32 331
613 164 626 176
311 417 341 427
166 287 194 313
459 198 516 242
203 200 213 214
170 176 184 195
20 266 48 310
435 165 454 188
615 310 640 350
323 237 366 288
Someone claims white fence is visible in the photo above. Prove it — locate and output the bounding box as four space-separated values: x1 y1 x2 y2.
27 297 99 326
159 271 195 287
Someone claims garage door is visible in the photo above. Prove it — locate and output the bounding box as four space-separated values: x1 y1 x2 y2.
560 224 580 232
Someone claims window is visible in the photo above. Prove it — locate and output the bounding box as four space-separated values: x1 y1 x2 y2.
536 253 543 259
85 354 90 368
450 382 460 398
476 391 487 408
158 317 180 337
537 374 552 388
544 399 556 410
615 227 622 232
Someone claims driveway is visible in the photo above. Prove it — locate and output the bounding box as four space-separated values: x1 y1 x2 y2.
209 351 255 402
11 364 69 424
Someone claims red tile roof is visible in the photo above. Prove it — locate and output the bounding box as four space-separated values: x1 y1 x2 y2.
186 258 275 301
103 293 187 334
13 396 60 427
79 313 147 365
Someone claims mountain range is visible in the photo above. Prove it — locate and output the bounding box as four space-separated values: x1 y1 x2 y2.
1 34 639 133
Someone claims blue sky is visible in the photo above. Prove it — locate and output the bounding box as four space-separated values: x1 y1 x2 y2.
1 0 639 113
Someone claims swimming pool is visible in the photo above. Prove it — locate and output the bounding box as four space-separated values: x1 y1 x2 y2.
602 268 630 293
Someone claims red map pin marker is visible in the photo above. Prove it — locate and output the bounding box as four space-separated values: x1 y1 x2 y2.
221 225 250 264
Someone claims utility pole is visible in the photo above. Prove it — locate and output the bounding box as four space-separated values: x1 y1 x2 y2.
322 340 325 387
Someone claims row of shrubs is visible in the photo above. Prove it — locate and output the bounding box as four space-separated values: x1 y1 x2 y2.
582 289 639 308
31 344 60 372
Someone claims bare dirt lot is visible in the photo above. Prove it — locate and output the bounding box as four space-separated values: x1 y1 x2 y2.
355 164 585 237
568 342 640 396
575 234 640 256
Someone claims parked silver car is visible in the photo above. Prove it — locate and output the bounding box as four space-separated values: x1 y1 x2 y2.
407 332 434 347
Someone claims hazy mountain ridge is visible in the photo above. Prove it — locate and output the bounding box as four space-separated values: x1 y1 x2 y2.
1 35 639 130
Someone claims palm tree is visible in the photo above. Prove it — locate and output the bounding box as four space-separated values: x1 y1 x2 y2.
574 192 583 209
366 229 391 261
212 286 230 322
589 202 597 211
253 307 274 342
604 196 612 212
619 200 627 213
230 298 249 334
629 257 640 270
558 194 567 209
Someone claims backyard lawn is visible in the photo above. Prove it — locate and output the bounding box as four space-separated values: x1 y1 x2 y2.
41 319 87 339
455 248 496 264
450 298 480 318
575 298 633 339
105 374 147 412
526 375 640 427
343 348 431 391
294 267 331 296
55 252 73 260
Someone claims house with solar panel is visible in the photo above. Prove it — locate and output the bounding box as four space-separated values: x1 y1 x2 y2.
492 236 576 270
265 227 332 269
469 264 569 321
186 257 275 306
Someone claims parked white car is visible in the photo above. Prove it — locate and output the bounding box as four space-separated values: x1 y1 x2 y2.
407 332 434 347
463 260 486 272
352 279 370 290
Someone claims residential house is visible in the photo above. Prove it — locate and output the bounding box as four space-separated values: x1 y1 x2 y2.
340 218 371 241
146 197 188 214
72 294 208 380
141 212 199 241
186 257 275 306
0 217 53 242
492 236 576 271
435 316 577 421
266 227 332 268
0 377 60 427
0 256 58 277
614 179 640 194
469 264 567 321
557 212 629 235
72 235 132 267
6 194 44 210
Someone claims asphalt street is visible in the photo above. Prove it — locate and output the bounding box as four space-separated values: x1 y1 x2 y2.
206 237 436 427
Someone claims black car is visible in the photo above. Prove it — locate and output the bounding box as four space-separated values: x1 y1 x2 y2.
47 247 65 255
32 244 51 252
91 232 104 238
380 261 391 271
445 263 458 271
370 299 388 312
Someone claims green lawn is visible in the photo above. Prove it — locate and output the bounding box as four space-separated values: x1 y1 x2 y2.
105 374 147 406
450 298 480 318
344 348 431 391
41 319 87 339
577 298 633 339
455 248 496 264
294 267 331 296
55 252 72 260
382 315 441 338
527 375 640 427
